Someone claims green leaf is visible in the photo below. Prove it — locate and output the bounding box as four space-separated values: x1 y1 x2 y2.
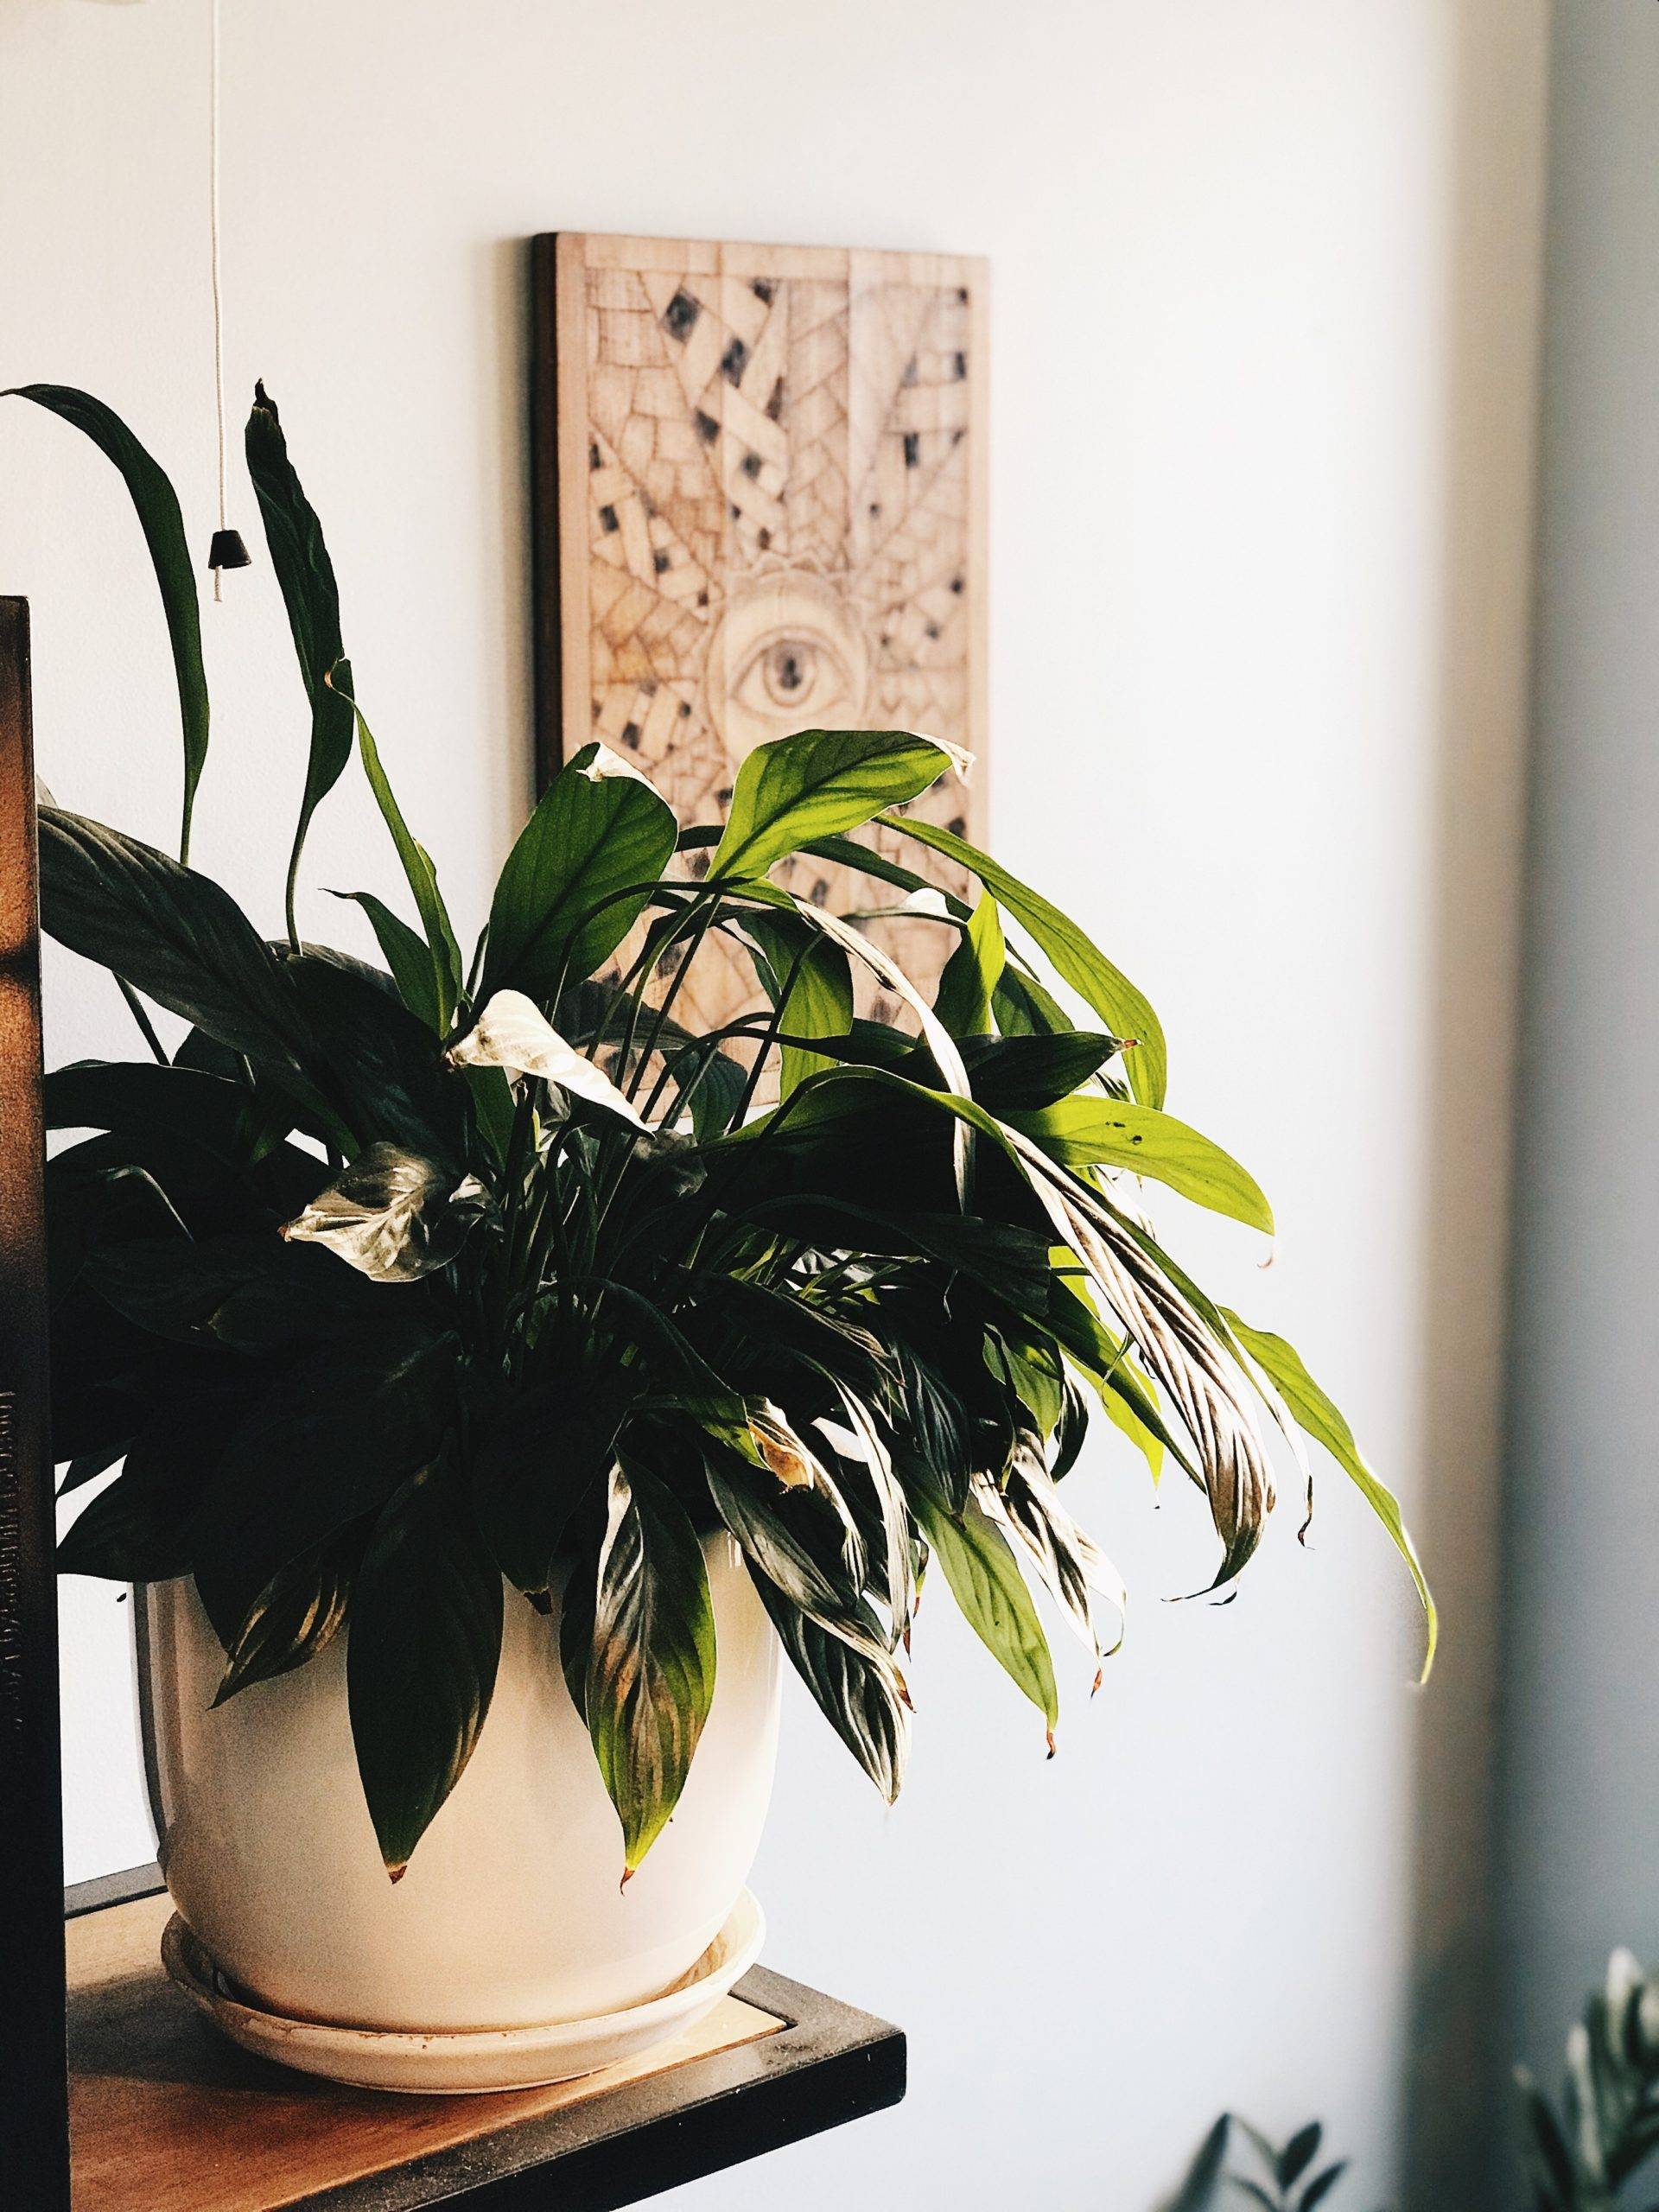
327 892 443 1032
57 1372 254 1580
7 385 208 861
1007 1097 1274 1236
953 1032 1121 1113
748 1568 909 1804
709 728 965 881
933 889 1005 1038
578 1464 716 1872
912 1487 1058 1737
347 696 462 1033
213 1533 353 1704
991 962 1077 1039
245 384 356 940
346 1449 504 1878
887 815 1168 1109
39 809 303 1068
742 910 855 1098
1298 2163 1349 2212
482 742 677 1001
1221 1313 1437 1681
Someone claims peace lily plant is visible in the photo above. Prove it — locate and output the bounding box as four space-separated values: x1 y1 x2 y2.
26 382 1433 1900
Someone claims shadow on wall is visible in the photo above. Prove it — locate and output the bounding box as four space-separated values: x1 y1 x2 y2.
1400 0 1549 2205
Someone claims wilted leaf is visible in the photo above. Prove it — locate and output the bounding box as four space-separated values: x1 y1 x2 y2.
282 1141 492 1282
977 1454 1126 1669
749 1568 909 1804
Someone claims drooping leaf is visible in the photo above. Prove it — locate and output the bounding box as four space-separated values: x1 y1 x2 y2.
709 728 969 882
281 1141 492 1282
7 385 208 860
1221 1313 1436 1681
346 696 463 1033
1008 1096 1274 1236
578 1464 716 1872
933 889 1005 1038
245 384 356 936
448 990 651 1129
911 1486 1058 1737
887 814 1167 1109
213 1532 355 1704
482 741 677 1001
346 1449 504 1878
749 1568 909 1804
39 810 303 1068
977 1456 1126 1669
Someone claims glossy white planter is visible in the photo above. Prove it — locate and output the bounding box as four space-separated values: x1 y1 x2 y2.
138 1534 780 2040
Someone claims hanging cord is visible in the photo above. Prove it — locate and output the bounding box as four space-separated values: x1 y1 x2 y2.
206 0 249 593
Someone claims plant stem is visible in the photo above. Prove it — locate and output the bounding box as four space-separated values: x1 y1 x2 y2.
118 980 169 1064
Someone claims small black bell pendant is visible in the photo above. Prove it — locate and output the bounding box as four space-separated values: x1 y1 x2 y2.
207 527 251 573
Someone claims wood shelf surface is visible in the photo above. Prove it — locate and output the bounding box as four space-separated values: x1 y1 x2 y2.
67 1877 904 2212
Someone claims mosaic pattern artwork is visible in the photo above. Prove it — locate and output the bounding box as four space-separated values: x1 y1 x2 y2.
535 233 988 1036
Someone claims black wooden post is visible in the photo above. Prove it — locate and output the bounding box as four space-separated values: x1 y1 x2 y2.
0 597 71 2210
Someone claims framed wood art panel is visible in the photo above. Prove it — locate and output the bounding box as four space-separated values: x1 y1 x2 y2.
532 232 989 1033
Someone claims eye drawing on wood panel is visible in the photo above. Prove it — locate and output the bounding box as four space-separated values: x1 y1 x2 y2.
537 233 988 1041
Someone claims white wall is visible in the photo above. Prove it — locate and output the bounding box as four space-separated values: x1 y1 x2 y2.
0 2 1548 2202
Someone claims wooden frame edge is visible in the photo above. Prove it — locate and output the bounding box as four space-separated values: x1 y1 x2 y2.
0 595 72 2212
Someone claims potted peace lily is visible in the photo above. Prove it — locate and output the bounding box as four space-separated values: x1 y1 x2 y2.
26 383 1433 2083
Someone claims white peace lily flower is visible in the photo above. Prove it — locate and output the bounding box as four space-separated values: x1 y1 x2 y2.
447 989 651 1130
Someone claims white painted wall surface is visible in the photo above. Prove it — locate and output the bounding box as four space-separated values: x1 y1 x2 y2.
0 3 1548 2201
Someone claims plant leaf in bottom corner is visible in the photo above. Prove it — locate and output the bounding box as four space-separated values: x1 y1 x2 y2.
346 1448 503 1879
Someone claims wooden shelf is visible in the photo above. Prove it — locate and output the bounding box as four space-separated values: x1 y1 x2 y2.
66 1872 904 2211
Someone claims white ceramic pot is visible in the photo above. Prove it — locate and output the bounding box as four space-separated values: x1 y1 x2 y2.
138 1533 780 2037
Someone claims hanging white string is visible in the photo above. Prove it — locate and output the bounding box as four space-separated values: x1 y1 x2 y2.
208 0 229 600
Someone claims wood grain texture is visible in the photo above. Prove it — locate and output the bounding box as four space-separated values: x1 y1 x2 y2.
532 232 989 1036
67 1891 785 2212
0 596 72 2212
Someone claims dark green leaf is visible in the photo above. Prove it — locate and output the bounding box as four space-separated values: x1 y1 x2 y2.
86 1230 380 1351
1277 2122 1323 2191
953 1031 1121 1112
482 742 677 1000
327 891 443 1032
473 1385 620 1595
213 1532 355 1704
1170 2116 1233 2212
580 1464 716 1872
8 386 208 860
887 814 1167 1109
1297 2163 1349 2212
189 1326 454 1645
347 697 462 1033
710 728 965 881
39 809 303 1067
245 384 355 931
283 952 467 1162
346 1449 503 1878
